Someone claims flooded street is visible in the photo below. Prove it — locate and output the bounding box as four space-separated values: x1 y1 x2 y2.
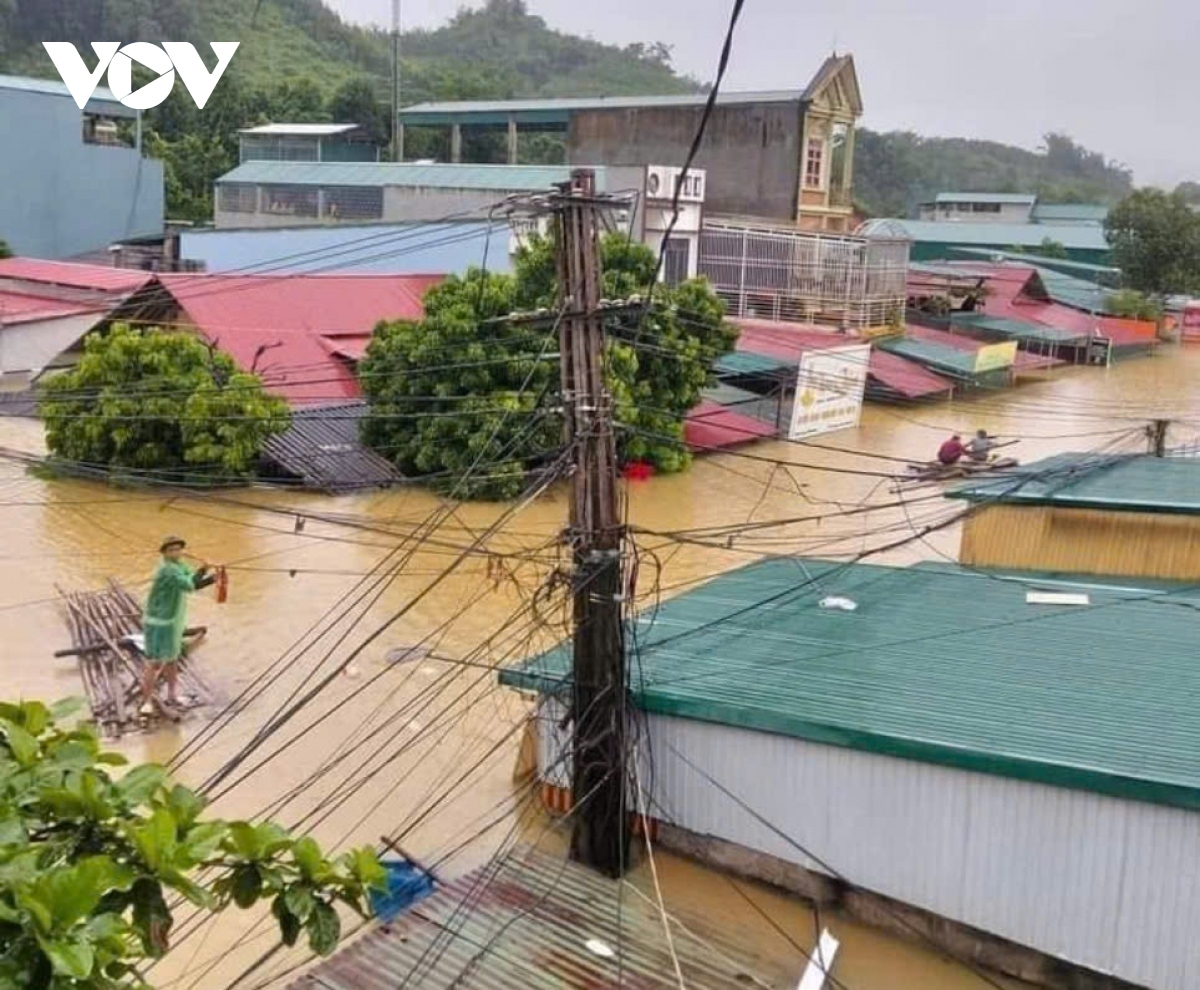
2 346 1199 989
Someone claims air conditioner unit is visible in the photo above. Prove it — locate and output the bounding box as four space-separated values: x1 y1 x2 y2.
645 166 674 201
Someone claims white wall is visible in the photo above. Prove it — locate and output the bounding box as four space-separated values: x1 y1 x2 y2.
0 314 98 379
534 697 1200 990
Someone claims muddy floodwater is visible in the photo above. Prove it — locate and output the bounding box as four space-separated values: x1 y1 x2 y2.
2 346 1198 989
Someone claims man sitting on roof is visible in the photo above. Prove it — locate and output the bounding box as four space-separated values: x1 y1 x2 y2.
967 429 998 463
937 434 967 466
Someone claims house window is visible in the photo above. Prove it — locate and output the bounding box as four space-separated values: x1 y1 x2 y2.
805 138 824 189
218 184 258 214
663 238 690 285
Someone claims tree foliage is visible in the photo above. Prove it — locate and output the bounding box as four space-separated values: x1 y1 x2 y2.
40 325 290 480
1106 289 1162 322
0 237 10 259
0 698 384 989
1105 189 1200 296
360 234 737 500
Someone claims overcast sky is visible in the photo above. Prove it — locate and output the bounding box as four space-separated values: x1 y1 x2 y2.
324 0 1196 187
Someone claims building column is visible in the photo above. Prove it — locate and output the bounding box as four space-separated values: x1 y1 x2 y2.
507 115 518 165
842 124 857 204
450 124 462 163
395 122 405 163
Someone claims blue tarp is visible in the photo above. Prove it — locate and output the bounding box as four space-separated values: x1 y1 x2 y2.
370 860 436 923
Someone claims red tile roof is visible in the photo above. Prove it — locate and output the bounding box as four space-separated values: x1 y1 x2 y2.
0 258 153 294
684 400 776 451
867 350 954 399
156 273 442 405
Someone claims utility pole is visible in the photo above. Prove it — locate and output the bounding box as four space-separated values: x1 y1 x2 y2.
555 169 629 878
391 0 403 162
1150 419 1169 457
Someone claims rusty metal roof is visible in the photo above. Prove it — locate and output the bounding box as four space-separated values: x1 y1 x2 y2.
289 846 774 989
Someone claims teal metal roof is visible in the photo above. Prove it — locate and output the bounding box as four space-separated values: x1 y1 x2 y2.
875 336 979 378
700 382 766 406
713 351 791 376
951 313 1085 345
500 557 1200 810
0 72 130 115
399 90 802 126
1031 203 1109 224
947 452 1200 515
890 220 1108 252
215 160 599 191
948 248 1120 279
934 192 1037 205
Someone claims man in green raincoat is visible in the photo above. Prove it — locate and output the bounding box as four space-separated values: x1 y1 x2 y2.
141 536 215 714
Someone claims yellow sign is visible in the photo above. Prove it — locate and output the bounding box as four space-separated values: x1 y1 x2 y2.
973 341 1018 374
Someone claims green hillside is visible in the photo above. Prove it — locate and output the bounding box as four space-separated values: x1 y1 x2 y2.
0 0 1144 222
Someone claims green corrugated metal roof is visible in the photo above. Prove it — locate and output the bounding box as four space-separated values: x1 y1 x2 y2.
1031 203 1109 224
934 192 1037 205
889 220 1108 252
399 90 803 125
951 313 1085 344
713 351 791 376
499 556 1200 810
215 160 597 191
700 382 766 406
875 336 980 377
947 452 1200 514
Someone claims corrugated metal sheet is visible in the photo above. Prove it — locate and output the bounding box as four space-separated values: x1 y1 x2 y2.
1030 203 1109 224
0 72 128 113
0 257 153 294
634 712 1200 990
239 123 360 136
889 219 1108 251
934 193 1038 206
950 313 1085 345
399 90 804 124
289 845 776 989
865 350 954 400
155 273 440 406
905 325 1064 371
216 160 598 192
261 401 400 491
500 557 1200 810
959 504 1200 581
948 452 1200 514
684 400 776 451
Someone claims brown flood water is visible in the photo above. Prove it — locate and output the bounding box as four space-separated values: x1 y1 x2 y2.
1 346 1198 989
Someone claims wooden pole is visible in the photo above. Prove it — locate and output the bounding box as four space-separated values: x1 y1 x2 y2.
1150 419 1169 457
558 169 629 878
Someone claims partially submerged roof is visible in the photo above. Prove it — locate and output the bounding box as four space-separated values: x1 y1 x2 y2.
216 160 598 192
947 452 1200 515
260 401 400 491
239 123 362 136
288 845 774 989
500 557 1200 810
865 348 954 400
684 400 776 451
399 90 804 126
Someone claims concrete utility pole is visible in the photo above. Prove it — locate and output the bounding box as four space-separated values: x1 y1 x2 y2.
391 0 403 162
555 169 630 878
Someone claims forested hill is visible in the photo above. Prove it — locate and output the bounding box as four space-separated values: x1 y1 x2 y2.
0 0 1140 219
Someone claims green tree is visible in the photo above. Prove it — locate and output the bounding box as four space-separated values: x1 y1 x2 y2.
0 698 385 989
1105 189 1200 296
40 325 290 481
328 78 389 147
1106 289 1162 322
360 234 737 499
1035 237 1069 260
0 237 11 259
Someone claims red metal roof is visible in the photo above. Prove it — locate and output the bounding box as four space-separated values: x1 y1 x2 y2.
868 349 954 399
0 290 97 325
732 317 861 362
684 400 776 451
0 258 153 294
156 273 442 405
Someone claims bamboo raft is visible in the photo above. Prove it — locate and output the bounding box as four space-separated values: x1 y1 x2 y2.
56 580 217 737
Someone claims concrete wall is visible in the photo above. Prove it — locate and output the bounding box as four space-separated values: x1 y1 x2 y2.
180 221 512 275
0 88 163 259
534 696 1200 990
0 313 98 379
567 103 803 221
920 202 1035 224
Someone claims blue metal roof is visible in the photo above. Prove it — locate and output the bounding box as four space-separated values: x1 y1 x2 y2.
947 452 1200 515
399 90 804 126
215 160 605 192
500 556 1200 810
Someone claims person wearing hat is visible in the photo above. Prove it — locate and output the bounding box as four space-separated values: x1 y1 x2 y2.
141 537 216 715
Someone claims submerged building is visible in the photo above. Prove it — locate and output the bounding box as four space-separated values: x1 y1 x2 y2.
501 555 1200 990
